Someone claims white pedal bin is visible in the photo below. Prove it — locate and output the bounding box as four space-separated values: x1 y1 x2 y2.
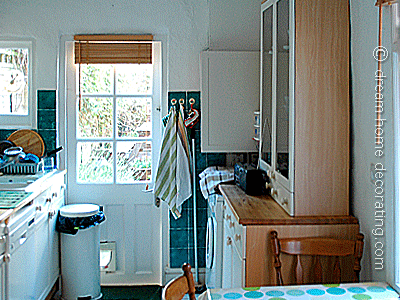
59 204 104 300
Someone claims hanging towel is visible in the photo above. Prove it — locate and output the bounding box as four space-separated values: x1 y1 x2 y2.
154 105 192 219
199 166 234 199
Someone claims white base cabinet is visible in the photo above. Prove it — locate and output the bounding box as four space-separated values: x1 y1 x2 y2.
222 201 246 289
2 171 65 300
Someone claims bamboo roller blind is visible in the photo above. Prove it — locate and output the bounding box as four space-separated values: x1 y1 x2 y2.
74 34 153 64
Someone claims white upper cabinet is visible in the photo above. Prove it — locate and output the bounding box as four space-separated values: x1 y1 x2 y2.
259 0 350 216
200 51 260 153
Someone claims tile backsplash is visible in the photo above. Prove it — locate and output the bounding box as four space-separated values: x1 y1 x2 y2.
0 90 57 156
167 91 254 269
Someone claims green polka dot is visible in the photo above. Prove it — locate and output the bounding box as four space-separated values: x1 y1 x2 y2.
244 291 263 298
323 284 340 287
286 289 305 296
327 287 346 295
352 294 372 300
211 293 223 299
367 286 386 293
306 289 325 296
243 287 260 291
266 290 285 297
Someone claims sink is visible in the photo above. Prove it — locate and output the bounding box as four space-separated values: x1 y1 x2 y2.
0 174 42 190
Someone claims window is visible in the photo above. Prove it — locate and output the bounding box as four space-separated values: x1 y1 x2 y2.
0 39 34 128
73 35 156 184
76 63 154 183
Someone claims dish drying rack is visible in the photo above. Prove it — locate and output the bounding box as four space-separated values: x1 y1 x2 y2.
0 162 40 175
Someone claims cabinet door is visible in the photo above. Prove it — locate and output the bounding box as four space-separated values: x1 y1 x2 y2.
222 223 233 289
275 0 290 181
259 3 273 167
231 243 245 288
200 51 260 153
9 234 36 300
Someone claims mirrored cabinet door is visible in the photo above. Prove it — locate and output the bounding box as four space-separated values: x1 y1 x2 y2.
275 0 290 180
260 3 273 167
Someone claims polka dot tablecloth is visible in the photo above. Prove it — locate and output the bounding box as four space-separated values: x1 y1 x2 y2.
207 282 399 299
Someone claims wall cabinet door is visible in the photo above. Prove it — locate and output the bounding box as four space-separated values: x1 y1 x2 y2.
201 51 260 153
259 0 350 217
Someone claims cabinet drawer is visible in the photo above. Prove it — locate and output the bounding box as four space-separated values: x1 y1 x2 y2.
224 202 245 259
270 179 293 216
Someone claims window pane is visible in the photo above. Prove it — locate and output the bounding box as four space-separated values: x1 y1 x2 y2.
80 64 113 94
117 97 151 138
116 64 152 95
0 48 29 115
78 97 113 138
77 142 113 183
116 141 151 183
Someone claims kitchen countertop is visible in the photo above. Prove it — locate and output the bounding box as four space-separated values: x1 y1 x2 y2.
219 184 358 226
0 169 67 223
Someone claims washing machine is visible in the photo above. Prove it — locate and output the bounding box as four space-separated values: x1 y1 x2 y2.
205 194 224 289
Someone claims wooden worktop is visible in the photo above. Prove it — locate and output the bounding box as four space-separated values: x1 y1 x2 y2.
219 184 358 226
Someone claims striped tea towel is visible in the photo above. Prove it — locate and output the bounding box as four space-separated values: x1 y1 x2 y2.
154 105 192 219
199 166 234 199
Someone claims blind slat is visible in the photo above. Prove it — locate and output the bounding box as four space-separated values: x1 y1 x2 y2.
74 35 153 64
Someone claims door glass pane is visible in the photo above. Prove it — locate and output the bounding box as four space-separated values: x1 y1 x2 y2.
117 97 152 138
261 5 273 166
77 142 113 183
80 64 113 94
116 64 152 95
78 97 113 138
116 141 152 183
276 0 290 179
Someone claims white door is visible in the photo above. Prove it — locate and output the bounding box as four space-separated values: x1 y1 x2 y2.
64 41 162 285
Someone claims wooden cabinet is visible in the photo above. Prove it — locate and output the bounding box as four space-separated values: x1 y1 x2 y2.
259 0 350 216
220 185 359 287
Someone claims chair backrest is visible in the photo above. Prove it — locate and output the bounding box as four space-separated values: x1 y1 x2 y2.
162 263 196 300
270 230 364 286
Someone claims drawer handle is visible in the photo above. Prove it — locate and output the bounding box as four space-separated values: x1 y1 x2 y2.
229 221 234 228
52 192 58 198
235 234 241 241
36 206 42 211
226 214 231 221
226 236 232 246
48 210 56 219
46 198 52 203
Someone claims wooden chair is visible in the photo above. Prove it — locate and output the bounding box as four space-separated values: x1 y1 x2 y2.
270 230 364 286
162 263 196 300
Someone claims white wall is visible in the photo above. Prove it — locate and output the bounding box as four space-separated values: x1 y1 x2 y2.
350 0 395 283
0 0 260 91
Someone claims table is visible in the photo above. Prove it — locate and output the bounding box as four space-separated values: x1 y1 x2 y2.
207 282 399 299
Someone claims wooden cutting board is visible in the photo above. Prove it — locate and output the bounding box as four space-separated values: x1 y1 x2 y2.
7 130 45 157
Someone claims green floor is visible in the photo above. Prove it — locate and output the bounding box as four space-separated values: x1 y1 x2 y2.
101 285 162 300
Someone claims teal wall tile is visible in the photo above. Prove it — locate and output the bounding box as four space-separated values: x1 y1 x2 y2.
38 129 56 154
0 130 16 140
206 153 226 166
37 109 56 130
170 249 189 269
170 229 189 249
37 90 56 109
